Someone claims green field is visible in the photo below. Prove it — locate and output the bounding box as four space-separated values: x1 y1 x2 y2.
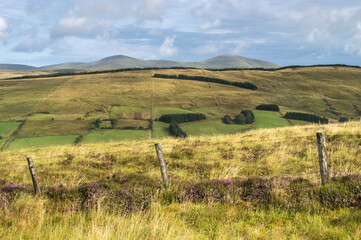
0 139 3 147
81 130 150 143
0 122 21 137
254 110 291 129
6 135 78 150
153 121 170 138
180 119 251 136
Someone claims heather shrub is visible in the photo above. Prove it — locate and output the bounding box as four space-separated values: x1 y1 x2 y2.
179 178 272 204
316 175 361 208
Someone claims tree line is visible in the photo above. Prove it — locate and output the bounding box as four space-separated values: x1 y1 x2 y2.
159 113 206 123
153 74 258 90
284 112 329 124
169 121 187 138
256 104 280 111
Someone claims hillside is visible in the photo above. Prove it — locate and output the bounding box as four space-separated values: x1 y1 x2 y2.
0 121 360 238
0 64 37 70
0 66 360 151
0 55 281 70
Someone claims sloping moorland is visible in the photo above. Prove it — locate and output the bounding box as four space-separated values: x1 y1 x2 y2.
0 65 360 151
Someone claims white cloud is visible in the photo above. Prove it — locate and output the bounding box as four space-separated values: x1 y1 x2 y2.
231 41 249 55
137 0 167 21
0 16 8 38
13 37 50 52
194 43 220 55
160 36 177 56
200 19 221 31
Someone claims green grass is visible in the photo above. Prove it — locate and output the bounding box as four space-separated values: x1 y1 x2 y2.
154 107 194 118
180 119 251 136
153 121 170 138
0 122 21 137
6 135 78 150
0 138 3 147
82 129 150 143
254 110 291 129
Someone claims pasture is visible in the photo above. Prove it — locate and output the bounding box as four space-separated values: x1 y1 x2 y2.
6 135 78 150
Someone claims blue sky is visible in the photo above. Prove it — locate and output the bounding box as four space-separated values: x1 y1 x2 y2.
1 0 361 67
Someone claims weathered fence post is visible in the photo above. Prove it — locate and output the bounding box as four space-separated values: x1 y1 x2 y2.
154 143 169 187
316 133 330 186
26 157 41 195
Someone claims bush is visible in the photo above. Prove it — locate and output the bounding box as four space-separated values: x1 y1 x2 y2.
222 115 232 124
234 114 246 124
110 118 119 128
256 104 280 111
338 117 349 123
94 118 102 128
0 136 2 139
241 110 255 124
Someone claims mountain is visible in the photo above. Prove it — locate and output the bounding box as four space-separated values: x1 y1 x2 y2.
197 55 282 69
0 64 37 70
38 62 85 70
0 55 282 70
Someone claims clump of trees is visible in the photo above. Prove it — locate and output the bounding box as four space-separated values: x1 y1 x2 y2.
284 112 329 124
169 121 187 138
223 110 255 125
256 104 280 111
159 113 206 123
153 74 258 91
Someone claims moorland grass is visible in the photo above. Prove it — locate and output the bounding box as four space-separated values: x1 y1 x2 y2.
6 135 79 151
0 122 360 239
81 129 150 143
253 110 291 129
18 120 93 137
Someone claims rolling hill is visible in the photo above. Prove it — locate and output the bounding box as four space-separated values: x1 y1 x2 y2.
0 55 282 70
0 64 37 70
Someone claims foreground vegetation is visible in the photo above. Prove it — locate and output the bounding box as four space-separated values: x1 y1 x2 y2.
0 122 360 239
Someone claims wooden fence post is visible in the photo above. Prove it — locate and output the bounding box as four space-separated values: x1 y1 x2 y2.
27 157 41 195
316 133 330 186
154 143 169 187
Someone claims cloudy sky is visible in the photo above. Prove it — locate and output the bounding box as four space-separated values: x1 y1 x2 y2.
1 0 361 66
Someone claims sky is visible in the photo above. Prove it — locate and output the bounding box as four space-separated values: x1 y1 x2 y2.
1 0 361 67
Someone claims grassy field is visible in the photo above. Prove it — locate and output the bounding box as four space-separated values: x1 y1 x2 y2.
6 135 78 150
0 122 359 238
253 110 291 129
180 119 251 136
81 129 150 143
18 120 93 137
0 122 21 137
152 121 170 139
